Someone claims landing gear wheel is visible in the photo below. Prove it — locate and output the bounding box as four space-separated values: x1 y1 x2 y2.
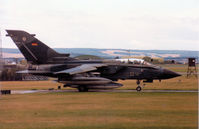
136 86 142 92
63 85 67 88
58 86 61 89
78 86 88 92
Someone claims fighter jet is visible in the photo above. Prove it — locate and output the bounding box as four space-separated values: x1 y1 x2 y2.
6 30 181 92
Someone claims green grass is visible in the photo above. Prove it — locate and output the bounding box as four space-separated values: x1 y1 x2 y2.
0 92 198 129
0 64 198 129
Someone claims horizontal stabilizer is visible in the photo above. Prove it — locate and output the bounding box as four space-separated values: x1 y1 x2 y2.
16 70 51 74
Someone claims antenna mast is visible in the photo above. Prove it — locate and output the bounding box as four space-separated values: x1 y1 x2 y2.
0 30 2 64
0 29 2 96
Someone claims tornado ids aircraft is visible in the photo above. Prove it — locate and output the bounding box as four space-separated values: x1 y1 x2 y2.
6 30 181 92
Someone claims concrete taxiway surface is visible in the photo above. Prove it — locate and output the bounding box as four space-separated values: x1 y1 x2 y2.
10 89 198 94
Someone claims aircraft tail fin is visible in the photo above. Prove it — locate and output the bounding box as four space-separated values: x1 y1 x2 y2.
6 30 69 64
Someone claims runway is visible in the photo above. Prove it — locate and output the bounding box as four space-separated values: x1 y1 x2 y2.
10 89 198 94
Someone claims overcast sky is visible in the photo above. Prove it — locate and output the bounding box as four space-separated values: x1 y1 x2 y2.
0 0 199 50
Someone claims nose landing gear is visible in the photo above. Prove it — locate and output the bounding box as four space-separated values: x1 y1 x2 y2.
136 80 145 92
136 86 142 91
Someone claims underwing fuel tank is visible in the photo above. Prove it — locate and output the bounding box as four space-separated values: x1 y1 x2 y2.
69 82 123 89
75 82 123 89
58 77 123 89
59 77 112 85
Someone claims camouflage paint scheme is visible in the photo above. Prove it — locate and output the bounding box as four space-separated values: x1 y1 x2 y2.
6 30 180 92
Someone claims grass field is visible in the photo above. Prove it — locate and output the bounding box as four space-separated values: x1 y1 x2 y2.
0 92 198 129
0 64 198 129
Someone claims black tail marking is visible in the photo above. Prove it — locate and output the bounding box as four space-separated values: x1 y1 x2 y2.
6 30 70 64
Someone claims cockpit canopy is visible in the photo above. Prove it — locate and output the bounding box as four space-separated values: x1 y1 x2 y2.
115 58 152 66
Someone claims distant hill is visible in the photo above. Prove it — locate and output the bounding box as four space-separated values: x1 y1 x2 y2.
2 48 199 59
75 55 102 60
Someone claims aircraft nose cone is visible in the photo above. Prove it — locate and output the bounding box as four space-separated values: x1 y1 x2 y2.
162 69 181 79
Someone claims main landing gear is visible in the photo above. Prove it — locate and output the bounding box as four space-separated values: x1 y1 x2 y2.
136 80 145 92
78 86 88 92
59 85 89 92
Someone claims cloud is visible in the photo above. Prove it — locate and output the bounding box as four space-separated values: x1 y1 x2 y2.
0 0 199 50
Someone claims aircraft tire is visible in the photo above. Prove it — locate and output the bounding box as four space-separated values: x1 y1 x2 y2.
136 86 142 92
78 86 88 92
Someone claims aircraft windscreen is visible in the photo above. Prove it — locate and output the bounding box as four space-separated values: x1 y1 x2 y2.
115 58 153 66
